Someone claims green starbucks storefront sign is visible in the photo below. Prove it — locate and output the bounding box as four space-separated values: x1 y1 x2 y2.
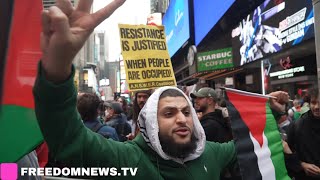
197 47 233 72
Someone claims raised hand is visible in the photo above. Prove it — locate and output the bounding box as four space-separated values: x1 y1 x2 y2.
40 0 126 83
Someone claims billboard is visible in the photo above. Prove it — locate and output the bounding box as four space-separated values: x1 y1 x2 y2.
162 0 189 57
232 0 314 66
194 0 235 45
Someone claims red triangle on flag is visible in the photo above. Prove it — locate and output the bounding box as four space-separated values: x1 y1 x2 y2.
227 91 268 147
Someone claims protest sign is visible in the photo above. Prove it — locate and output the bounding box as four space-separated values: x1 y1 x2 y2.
119 24 176 91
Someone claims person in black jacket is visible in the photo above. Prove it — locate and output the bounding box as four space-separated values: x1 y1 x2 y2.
191 87 232 143
191 87 239 180
287 88 320 180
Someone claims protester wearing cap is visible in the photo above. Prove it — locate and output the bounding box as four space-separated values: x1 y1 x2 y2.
191 87 231 143
104 101 132 142
191 87 237 179
190 87 219 100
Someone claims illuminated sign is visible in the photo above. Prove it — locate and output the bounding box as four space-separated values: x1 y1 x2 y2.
270 66 305 79
197 48 233 72
232 0 314 66
269 55 317 81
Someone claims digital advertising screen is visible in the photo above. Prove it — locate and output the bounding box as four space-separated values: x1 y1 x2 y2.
194 0 235 45
162 0 189 57
231 0 314 66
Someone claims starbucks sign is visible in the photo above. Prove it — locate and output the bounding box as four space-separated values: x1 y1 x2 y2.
197 47 234 72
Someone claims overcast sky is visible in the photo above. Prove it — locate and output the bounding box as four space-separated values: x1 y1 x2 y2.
93 0 151 62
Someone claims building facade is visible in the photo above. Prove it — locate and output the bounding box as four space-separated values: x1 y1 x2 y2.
150 0 169 13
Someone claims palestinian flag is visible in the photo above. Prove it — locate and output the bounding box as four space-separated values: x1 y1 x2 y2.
0 0 43 162
225 88 290 180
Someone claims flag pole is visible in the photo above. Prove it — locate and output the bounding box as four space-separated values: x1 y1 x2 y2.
220 87 293 102
312 0 320 99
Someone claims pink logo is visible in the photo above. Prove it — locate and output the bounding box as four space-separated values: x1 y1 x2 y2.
0 163 18 180
279 56 293 70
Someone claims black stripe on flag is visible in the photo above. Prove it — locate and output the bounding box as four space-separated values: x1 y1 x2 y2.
225 94 263 180
0 0 14 104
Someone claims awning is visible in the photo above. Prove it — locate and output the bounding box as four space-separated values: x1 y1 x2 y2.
177 75 198 85
192 67 243 80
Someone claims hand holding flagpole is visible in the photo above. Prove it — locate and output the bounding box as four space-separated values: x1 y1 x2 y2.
220 87 291 113
221 87 291 101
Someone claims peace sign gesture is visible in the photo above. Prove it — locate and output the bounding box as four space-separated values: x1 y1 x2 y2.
41 0 126 83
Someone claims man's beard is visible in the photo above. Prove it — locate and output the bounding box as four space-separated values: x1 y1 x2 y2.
159 132 198 159
196 104 208 113
138 102 145 109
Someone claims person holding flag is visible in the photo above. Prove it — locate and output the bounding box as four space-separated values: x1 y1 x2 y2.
224 88 293 180
32 0 292 179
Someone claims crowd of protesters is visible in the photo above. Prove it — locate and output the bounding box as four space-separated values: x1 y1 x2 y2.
29 82 320 180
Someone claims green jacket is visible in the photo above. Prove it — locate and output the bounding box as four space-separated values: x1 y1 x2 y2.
33 64 236 179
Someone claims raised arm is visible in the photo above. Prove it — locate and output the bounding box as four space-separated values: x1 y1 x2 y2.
33 0 141 168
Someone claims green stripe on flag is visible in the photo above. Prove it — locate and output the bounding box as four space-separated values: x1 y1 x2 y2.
0 105 43 162
265 102 291 180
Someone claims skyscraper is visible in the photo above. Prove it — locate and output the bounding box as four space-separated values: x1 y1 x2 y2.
150 0 169 13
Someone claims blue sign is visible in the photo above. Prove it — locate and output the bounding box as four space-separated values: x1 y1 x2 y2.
162 0 189 57
194 0 235 45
